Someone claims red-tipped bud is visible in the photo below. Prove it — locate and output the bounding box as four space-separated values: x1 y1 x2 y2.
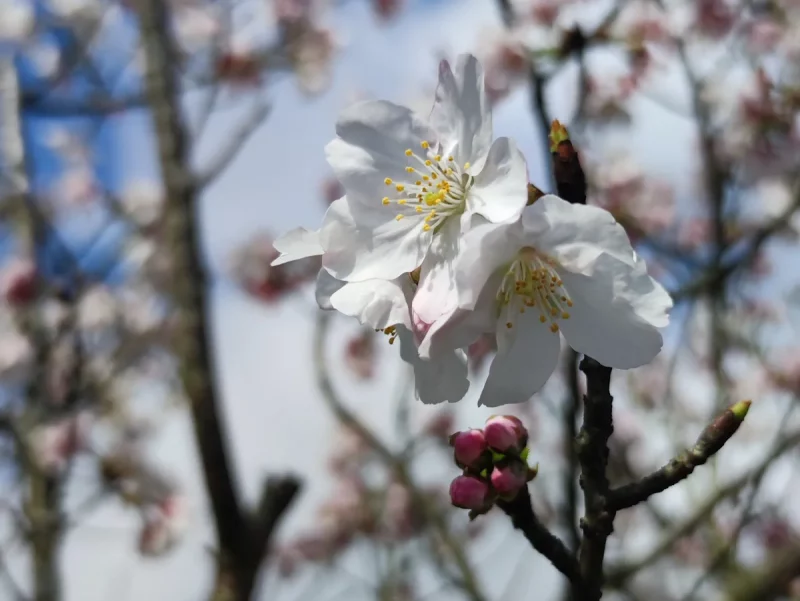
449 475 491 510
484 415 528 453
450 429 488 468
490 462 529 499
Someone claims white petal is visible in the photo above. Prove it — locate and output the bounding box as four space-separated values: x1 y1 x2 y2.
416 271 503 360
320 196 431 281
431 54 492 165
315 269 345 310
556 253 671 369
271 227 323 266
478 307 561 407
453 220 520 309
325 100 434 208
468 137 528 224
411 217 461 330
398 327 469 404
521 195 639 273
329 276 414 331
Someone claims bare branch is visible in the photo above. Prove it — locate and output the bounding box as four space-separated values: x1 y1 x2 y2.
608 401 751 512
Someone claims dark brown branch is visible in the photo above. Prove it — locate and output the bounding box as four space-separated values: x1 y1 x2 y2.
608 401 751 512
136 2 299 599
496 487 582 584
575 357 615 601
563 350 581 552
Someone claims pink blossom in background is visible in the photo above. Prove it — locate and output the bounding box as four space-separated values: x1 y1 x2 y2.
0 258 36 305
344 330 376 380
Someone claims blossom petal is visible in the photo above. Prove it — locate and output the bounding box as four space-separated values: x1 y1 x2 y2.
468 137 528 224
329 275 414 331
320 196 431 281
478 307 561 406
431 54 492 165
398 327 469 404
453 220 520 310
271 227 323 266
417 271 503 360
315 269 345 310
556 253 671 369
325 100 435 208
411 216 461 335
521 195 640 272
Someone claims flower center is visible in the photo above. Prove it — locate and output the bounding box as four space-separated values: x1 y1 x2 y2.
496 248 573 334
381 140 473 232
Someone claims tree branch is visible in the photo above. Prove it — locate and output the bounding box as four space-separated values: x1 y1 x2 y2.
608 401 751 512
136 2 299 598
575 357 615 601
496 487 581 584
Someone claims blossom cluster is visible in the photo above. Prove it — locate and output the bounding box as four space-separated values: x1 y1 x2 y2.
449 415 538 517
272 54 673 407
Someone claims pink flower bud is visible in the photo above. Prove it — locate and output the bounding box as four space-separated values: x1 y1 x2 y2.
484 415 527 453
491 463 528 498
450 429 487 468
449 476 491 510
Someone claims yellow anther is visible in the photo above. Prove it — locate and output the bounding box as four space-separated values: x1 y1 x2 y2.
550 308 558 316
423 224 431 232
396 184 405 192
425 160 432 166
384 178 392 185
405 166 415 173
405 149 413 156
448 156 454 161
422 175 430 181
398 199 407 205
421 141 429 149
506 322 513 329
431 173 438 179
389 336 396 345
395 215 404 221
539 315 547 323
550 323 559 333
382 197 390 205
561 312 570 319
416 206 423 213
566 300 574 307
464 162 471 170
434 155 442 161
383 326 396 335
415 180 422 186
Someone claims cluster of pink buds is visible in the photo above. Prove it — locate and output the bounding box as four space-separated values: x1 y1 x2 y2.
448 415 538 518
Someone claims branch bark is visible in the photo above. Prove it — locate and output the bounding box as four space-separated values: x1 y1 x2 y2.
576 357 615 601
608 401 750 512
136 2 299 599
496 487 581 584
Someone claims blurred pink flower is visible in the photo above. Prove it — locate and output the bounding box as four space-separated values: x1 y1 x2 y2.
29 413 92 474
694 0 736 39
0 258 36 306
344 330 376 380
139 494 190 557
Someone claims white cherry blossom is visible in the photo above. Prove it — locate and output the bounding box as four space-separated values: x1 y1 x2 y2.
415 195 673 406
318 53 528 282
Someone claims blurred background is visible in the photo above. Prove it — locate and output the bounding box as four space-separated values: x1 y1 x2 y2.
0 0 799 600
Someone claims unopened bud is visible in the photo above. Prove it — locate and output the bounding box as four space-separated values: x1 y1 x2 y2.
450 429 488 469
449 475 491 511
484 415 528 453
490 461 529 499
